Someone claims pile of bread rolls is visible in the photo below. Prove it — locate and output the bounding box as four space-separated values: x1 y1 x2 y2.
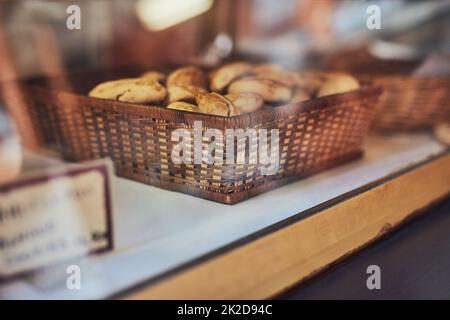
89 62 360 117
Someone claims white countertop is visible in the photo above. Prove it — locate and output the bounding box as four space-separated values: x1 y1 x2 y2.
1 133 447 299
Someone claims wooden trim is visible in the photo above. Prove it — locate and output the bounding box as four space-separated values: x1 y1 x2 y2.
123 154 450 299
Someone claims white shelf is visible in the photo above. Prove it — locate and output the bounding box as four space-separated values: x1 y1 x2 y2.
0 133 446 299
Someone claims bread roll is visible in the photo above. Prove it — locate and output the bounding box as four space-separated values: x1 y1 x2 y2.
167 85 206 103
166 66 207 102
89 78 167 103
254 69 300 87
167 66 206 88
167 101 200 113
140 71 166 83
210 62 253 92
228 77 292 102
317 73 360 97
225 92 263 114
195 92 239 117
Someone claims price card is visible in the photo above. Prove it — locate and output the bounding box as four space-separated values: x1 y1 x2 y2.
0 159 113 277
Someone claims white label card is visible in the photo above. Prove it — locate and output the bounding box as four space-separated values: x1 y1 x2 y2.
0 160 113 277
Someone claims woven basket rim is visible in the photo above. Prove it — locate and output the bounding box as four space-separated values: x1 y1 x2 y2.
25 82 382 129
22 72 380 204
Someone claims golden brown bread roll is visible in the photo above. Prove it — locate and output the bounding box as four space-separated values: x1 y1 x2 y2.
228 77 292 102
195 92 240 117
89 78 167 103
140 71 166 83
316 73 360 97
253 67 300 88
167 85 207 103
225 92 264 114
210 62 253 92
167 66 206 88
167 101 200 113
166 66 207 102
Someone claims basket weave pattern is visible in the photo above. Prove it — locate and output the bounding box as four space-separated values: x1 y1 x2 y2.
368 76 450 131
24 85 380 204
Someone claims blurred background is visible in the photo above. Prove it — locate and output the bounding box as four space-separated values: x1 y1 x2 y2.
0 0 449 164
0 0 449 299
0 0 449 78
0 0 449 161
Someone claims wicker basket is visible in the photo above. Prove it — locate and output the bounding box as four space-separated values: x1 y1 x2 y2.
327 48 450 131
21 74 381 204
358 75 450 132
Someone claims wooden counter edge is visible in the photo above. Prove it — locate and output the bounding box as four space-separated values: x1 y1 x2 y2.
122 154 450 299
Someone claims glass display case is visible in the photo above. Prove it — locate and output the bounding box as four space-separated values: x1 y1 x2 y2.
0 0 449 300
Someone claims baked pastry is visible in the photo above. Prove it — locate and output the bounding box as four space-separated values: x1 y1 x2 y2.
253 68 300 88
317 73 360 97
228 77 292 102
195 92 240 117
140 71 166 83
225 92 263 114
210 62 253 92
89 64 360 115
89 78 167 103
166 66 207 102
167 66 206 88
167 85 206 103
167 101 200 113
